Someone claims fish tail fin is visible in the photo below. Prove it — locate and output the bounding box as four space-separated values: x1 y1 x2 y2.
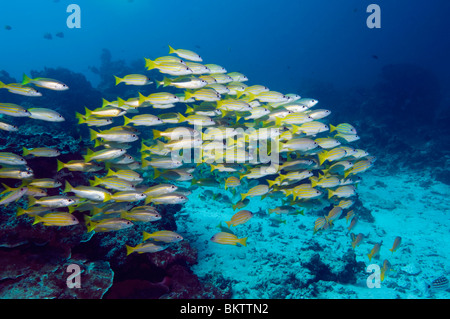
123 115 131 126
275 117 283 127
106 168 116 177
22 147 30 156
367 253 372 261
64 180 73 193
329 124 336 132
22 74 32 85
142 231 151 241
84 106 92 118
89 128 98 141
239 237 248 247
138 92 147 105
56 159 65 172
185 105 194 114
32 215 42 225
177 112 187 123
114 75 122 86
152 129 162 139
0 80 6 88
240 193 248 201
103 193 112 202
184 90 193 101
246 92 257 101
225 220 232 228
168 45 176 54
83 148 94 162
318 151 327 166
162 77 171 87
145 58 157 70
91 176 102 187
75 112 85 124
267 179 277 188
102 98 111 108
153 168 161 180
16 207 26 217
117 97 127 108
27 196 37 207
344 170 352 179
327 189 334 199
91 206 102 216
126 245 135 256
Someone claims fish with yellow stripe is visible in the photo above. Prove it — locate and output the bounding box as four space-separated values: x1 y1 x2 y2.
224 210 253 227
210 232 247 247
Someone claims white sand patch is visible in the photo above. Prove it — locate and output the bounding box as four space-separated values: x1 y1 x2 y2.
175 165 450 299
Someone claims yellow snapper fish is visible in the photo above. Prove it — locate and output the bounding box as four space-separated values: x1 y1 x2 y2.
106 169 143 184
114 74 152 86
225 210 253 227
185 88 221 102
121 208 161 222
143 183 178 197
310 175 340 188
241 184 270 201
84 106 125 118
28 195 75 208
27 178 61 188
57 159 102 172
147 193 188 205
22 147 60 158
22 74 68 91
185 61 210 74
328 185 356 199
123 114 163 127
64 181 112 202
138 92 180 105
0 103 31 117
330 123 357 135
367 242 382 261
204 64 227 73
145 59 193 76
32 212 79 226
224 176 241 190
83 148 127 162
76 113 113 127
89 128 138 143
126 242 169 255
0 121 19 132
86 217 134 233
210 232 247 247
0 152 27 166
325 206 343 225
317 147 348 166
142 230 183 243
158 76 208 89
0 167 34 179
91 176 135 192
168 45 202 62
0 81 42 96
0 185 28 206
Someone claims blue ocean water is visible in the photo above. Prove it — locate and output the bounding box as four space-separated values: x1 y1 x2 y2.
0 0 449 301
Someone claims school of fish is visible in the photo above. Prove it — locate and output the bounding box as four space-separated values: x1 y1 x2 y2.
0 45 400 278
